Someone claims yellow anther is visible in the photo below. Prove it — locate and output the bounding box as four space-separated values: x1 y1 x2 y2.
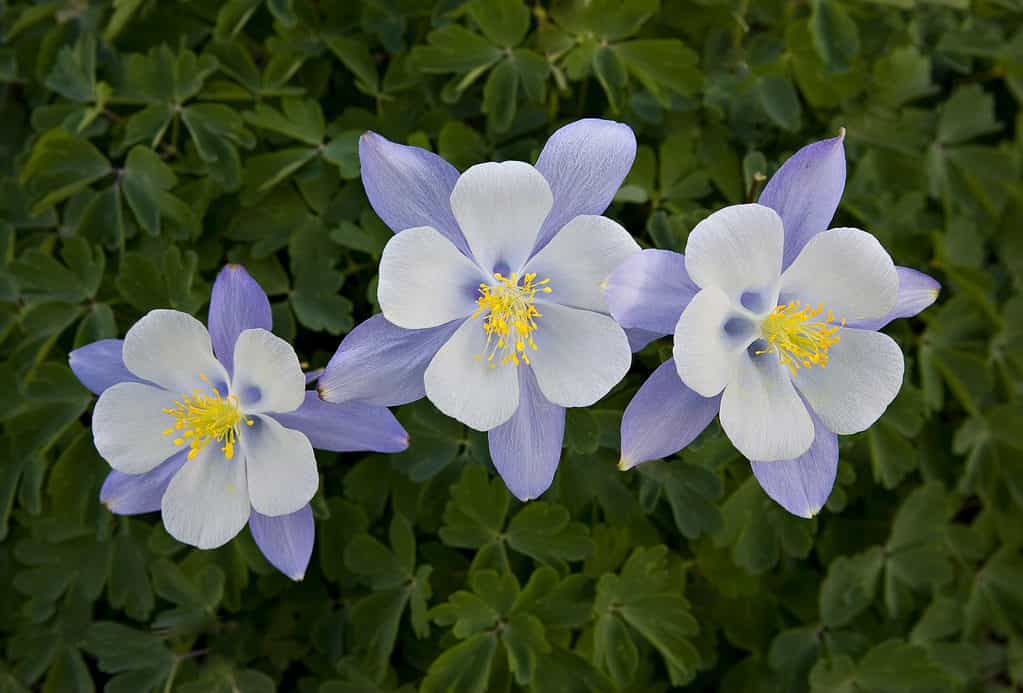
162 380 246 461
470 272 552 367
758 300 845 375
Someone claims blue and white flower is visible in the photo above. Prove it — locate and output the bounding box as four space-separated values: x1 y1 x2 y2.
319 119 640 501
70 264 408 579
607 132 940 518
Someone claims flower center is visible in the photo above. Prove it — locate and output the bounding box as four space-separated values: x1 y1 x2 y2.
758 301 845 375
471 272 552 367
162 374 252 460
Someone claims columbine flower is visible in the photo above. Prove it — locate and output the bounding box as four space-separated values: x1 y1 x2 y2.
70 264 407 579
318 119 641 501
607 132 940 517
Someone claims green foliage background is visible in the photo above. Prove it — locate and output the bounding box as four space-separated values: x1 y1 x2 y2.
2 0 1022 690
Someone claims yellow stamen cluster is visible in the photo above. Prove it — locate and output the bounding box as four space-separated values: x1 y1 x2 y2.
471 272 552 368
162 374 253 460
758 301 845 375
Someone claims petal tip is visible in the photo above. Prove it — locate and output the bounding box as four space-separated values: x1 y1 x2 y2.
289 571 306 581
837 126 846 141
617 455 635 471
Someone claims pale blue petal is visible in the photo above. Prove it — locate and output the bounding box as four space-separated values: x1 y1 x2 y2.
488 367 566 501
605 249 698 337
758 132 846 269
846 266 941 331
318 314 462 407
271 392 409 453
359 131 470 256
250 505 314 581
69 339 145 395
626 328 662 352
99 451 187 515
208 264 272 376
619 360 721 470
532 118 636 254
750 408 838 518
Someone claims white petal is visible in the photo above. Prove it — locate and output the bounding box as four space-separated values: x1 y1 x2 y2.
241 415 318 516
684 203 783 309
780 227 898 322
529 303 631 407
673 287 756 398
523 215 640 313
123 309 228 394
378 226 487 329
424 318 520 431
792 327 904 435
231 329 305 414
720 354 815 461
93 382 181 474
450 161 553 274
161 446 250 549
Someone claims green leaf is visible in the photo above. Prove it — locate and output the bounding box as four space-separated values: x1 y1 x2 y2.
45 33 96 102
810 639 954 693
820 547 884 628
121 146 180 236
421 633 497 693
505 502 593 566
613 39 702 105
483 58 519 132
637 460 723 539
12 237 104 303
439 465 511 549
810 0 860 73
82 622 174 690
469 0 531 47
244 99 325 146
594 546 700 686
20 130 111 214
757 74 803 132
323 36 380 94
885 482 953 591
412 25 502 75
937 85 1001 145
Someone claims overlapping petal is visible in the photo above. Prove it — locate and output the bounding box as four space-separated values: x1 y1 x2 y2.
619 360 721 470
122 309 228 394
450 161 553 274
758 132 846 269
523 215 639 314
208 264 272 375
241 415 318 517
533 118 636 253
529 303 631 408
673 287 754 398
847 266 941 331
424 318 521 431
161 445 250 549
780 227 898 322
488 367 566 501
377 226 486 329
750 406 838 518
100 451 187 515
272 392 408 453
319 314 461 407
359 131 469 255
93 382 181 474
250 505 315 581
792 327 904 435
684 204 784 306
230 328 305 414
719 354 815 461
69 339 144 395
605 249 699 337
